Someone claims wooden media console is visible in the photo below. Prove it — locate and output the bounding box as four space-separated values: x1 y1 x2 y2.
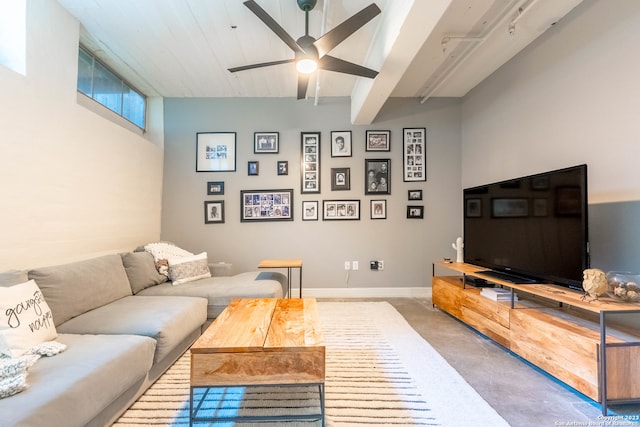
432 261 640 415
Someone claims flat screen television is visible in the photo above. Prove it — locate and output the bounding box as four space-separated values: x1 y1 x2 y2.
463 164 589 290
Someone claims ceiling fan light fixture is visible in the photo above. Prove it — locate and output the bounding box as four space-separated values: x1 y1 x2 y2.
296 57 317 74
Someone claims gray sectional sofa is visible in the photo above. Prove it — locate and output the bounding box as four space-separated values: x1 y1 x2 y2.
0 251 287 427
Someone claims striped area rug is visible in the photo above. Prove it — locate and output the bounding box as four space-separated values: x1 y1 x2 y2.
114 302 509 426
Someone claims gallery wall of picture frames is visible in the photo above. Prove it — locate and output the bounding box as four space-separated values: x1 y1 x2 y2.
199 128 426 224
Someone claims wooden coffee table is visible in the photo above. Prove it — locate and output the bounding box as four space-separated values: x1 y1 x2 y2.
189 298 325 426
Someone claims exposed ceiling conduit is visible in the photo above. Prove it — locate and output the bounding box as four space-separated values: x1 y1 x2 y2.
420 0 530 104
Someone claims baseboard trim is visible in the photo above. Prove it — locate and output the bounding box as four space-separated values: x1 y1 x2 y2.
301 287 432 298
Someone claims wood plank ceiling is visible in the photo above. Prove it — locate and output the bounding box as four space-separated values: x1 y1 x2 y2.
56 0 584 124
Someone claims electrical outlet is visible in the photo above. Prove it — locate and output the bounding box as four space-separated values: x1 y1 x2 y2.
378 260 384 271
352 261 359 270
344 261 351 270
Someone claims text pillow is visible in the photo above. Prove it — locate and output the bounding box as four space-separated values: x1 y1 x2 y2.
168 252 211 285
0 280 57 358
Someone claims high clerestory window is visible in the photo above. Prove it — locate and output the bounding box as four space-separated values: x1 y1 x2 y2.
0 0 26 75
77 46 146 129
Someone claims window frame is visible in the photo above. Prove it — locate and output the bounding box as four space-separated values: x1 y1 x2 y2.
77 45 146 130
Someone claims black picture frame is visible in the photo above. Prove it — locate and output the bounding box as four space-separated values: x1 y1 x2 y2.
365 159 390 195
277 161 288 176
254 132 279 154
323 200 360 220
492 198 528 218
241 189 293 222
248 161 259 176
331 167 351 191
204 200 225 224
207 181 225 195
302 201 319 221
331 131 352 157
465 198 482 218
366 130 390 152
301 132 321 193
370 200 387 219
408 189 422 200
407 205 424 219
196 132 236 172
403 128 426 182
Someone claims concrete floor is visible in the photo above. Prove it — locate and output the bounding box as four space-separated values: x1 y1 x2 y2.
321 297 640 427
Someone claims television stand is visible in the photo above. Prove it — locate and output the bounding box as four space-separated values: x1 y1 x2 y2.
432 261 640 416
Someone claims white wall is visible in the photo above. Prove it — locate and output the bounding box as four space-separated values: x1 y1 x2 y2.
161 97 461 290
0 0 165 270
461 0 640 205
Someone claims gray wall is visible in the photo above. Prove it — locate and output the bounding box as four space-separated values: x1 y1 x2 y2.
460 0 640 273
162 97 462 290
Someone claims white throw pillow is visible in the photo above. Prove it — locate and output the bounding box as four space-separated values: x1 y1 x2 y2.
0 280 58 358
168 252 211 285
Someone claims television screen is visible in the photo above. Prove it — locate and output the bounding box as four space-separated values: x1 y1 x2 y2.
463 165 589 290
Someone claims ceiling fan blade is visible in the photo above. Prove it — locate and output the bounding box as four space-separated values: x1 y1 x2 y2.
313 3 381 57
318 55 378 79
297 73 310 100
228 59 294 73
243 1 303 54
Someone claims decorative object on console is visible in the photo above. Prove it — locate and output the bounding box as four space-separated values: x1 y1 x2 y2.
196 132 236 172
452 237 464 263
582 268 608 300
606 271 640 302
481 287 518 302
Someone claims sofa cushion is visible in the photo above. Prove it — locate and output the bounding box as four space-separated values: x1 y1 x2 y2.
0 280 57 357
28 254 133 326
57 295 207 364
137 271 287 318
168 252 211 285
0 270 28 287
0 333 155 427
121 252 167 294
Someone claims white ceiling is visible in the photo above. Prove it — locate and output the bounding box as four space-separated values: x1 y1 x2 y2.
56 0 584 124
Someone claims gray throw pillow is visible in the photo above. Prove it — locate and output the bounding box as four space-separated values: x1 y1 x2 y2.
0 270 29 287
121 251 168 294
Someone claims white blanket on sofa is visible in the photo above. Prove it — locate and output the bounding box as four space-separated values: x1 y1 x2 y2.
0 341 66 398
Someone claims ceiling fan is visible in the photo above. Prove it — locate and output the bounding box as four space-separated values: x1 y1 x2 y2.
229 0 381 99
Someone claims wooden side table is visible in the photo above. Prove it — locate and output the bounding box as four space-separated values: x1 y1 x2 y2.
258 259 303 298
